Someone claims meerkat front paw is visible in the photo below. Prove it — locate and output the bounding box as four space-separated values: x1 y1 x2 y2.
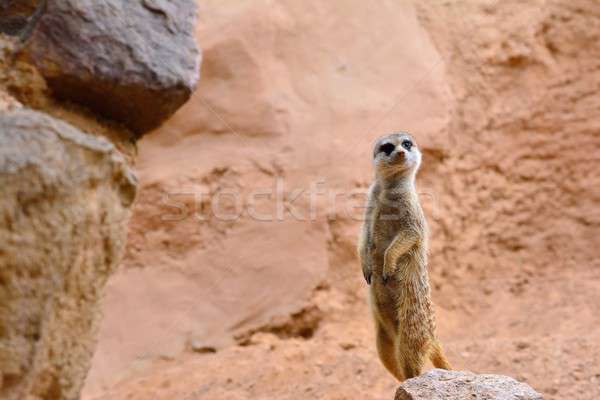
381 259 396 284
362 263 373 285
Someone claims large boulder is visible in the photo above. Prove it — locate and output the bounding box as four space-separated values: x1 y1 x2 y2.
0 109 136 400
27 0 201 137
395 369 543 400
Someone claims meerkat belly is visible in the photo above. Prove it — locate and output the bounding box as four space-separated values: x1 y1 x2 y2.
369 283 396 331
396 285 434 342
370 258 434 340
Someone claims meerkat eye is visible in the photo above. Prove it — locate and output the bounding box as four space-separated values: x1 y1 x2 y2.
379 143 395 156
401 140 413 151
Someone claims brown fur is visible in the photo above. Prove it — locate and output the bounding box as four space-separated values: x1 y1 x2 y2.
358 132 451 381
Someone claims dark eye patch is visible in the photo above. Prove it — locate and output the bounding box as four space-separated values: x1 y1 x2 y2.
401 140 413 151
379 142 395 156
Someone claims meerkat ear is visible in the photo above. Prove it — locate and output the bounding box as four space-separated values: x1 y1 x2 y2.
373 141 382 159
373 137 386 158
414 149 423 170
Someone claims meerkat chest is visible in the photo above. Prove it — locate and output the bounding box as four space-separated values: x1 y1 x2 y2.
371 199 414 249
372 210 402 246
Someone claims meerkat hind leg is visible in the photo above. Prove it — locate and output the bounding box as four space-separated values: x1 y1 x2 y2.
376 323 404 381
398 350 425 380
429 340 452 370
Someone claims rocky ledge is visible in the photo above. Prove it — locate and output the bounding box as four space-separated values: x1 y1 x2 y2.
395 369 543 400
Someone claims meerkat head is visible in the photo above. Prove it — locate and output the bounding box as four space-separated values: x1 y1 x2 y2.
372 132 421 180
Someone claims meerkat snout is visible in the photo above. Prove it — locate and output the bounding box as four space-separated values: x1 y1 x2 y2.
392 150 406 162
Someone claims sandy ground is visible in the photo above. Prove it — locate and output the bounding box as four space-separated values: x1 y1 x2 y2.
82 1 600 399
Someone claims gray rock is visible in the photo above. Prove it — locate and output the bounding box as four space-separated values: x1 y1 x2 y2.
0 109 136 400
27 0 201 137
395 369 543 400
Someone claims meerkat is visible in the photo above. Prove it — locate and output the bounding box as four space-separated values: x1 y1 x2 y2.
357 132 451 381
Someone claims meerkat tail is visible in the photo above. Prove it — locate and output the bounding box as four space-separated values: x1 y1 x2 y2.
429 340 452 370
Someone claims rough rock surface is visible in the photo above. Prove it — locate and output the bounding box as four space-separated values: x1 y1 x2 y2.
83 1 600 400
27 0 201 136
395 369 543 400
0 109 136 400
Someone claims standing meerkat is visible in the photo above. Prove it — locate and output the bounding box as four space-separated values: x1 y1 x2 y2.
357 132 451 381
